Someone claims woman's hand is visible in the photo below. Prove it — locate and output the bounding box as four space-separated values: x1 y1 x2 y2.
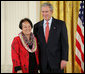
17 70 23 73
38 70 40 73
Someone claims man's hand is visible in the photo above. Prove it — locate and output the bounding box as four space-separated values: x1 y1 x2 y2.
17 70 23 73
60 60 67 70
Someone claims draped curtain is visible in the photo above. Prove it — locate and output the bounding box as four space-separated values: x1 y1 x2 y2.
40 1 80 73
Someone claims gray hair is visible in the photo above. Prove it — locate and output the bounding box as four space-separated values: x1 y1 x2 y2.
41 3 53 11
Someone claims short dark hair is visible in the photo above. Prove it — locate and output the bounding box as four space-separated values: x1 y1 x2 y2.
19 18 33 29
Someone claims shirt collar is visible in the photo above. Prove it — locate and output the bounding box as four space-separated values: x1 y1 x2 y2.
44 17 52 25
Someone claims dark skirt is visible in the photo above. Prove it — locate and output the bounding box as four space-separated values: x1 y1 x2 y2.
29 52 38 73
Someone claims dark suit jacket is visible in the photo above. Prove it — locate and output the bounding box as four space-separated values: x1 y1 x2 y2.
33 17 69 73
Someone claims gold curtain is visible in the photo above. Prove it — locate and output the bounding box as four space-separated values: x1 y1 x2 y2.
40 1 80 73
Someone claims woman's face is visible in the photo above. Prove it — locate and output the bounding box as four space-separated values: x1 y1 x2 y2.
22 21 32 35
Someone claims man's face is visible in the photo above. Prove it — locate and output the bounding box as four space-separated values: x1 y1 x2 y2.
41 6 53 21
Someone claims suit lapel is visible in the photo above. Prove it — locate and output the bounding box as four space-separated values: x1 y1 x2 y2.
39 18 57 45
39 20 46 44
47 17 56 44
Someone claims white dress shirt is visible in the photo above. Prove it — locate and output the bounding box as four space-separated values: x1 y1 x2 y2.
43 17 52 36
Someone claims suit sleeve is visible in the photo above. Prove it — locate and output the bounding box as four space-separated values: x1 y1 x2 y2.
33 24 38 38
61 22 69 61
11 37 21 72
34 25 40 69
35 37 39 64
35 37 40 70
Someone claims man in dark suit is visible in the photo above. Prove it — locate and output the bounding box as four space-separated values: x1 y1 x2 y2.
33 3 68 73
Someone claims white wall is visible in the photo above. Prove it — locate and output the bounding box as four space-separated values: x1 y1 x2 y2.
1 1 40 73
28 1 40 24
1 1 6 66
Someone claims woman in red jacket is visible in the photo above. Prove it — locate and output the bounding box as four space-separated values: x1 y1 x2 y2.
11 18 39 73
